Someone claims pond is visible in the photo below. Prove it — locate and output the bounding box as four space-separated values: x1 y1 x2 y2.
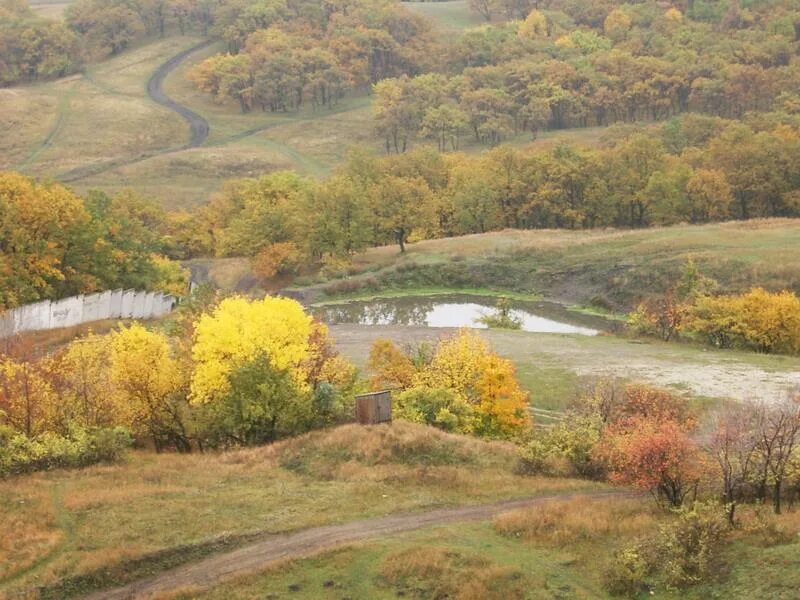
312 295 609 336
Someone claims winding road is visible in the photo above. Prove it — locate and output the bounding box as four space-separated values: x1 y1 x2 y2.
146 40 213 148
58 40 214 183
83 490 628 599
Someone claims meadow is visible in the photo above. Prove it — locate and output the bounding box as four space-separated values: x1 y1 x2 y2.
0 422 605 598
2 0 608 209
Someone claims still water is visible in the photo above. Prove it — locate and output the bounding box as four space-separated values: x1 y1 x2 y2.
313 295 603 336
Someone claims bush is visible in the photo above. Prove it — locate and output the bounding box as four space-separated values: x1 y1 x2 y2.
658 502 729 589
0 426 132 477
395 386 475 433
517 415 604 478
603 544 652 597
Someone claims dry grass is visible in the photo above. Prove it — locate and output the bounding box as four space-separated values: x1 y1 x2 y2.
0 480 63 581
493 496 657 547
0 423 605 596
380 545 529 600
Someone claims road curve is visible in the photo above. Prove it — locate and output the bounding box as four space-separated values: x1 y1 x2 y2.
84 490 629 599
146 40 214 148
57 40 214 183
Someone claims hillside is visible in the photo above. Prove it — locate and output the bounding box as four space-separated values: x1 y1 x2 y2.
295 220 800 309
0 422 604 598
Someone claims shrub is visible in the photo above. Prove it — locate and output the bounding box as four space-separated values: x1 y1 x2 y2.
0 426 132 477
517 415 604 478
603 544 652 597
658 502 729 589
685 288 800 354
251 242 302 282
395 386 476 433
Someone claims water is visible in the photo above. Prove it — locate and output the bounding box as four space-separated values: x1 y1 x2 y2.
313 295 603 335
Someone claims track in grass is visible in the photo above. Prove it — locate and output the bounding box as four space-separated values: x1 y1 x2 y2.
84 491 629 599
57 40 213 183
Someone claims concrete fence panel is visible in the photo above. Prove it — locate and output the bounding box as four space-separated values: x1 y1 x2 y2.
121 290 135 319
82 293 103 323
0 288 178 338
50 296 84 329
109 289 123 319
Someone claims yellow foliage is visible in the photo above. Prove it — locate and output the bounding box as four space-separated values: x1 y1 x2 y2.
368 338 417 391
190 296 313 404
412 330 531 437
108 325 183 436
0 357 55 436
54 333 116 428
518 10 548 39
665 7 683 23
686 287 800 354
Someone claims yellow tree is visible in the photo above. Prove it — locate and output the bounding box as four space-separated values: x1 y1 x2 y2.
52 333 115 429
0 356 56 437
413 330 531 437
190 296 314 404
109 324 188 451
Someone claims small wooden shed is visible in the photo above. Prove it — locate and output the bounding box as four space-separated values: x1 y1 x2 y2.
355 391 392 425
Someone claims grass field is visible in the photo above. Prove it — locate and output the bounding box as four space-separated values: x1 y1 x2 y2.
170 496 800 600
0 422 605 598
1 26 614 209
297 220 800 309
29 0 72 19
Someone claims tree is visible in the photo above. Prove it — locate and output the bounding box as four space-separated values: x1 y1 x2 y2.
109 324 189 451
191 296 314 404
705 402 761 523
597 416 704 507
412 330 531 438
368 338 417 391
368 175 431 253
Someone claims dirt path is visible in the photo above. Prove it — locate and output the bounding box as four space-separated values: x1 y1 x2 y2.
58 40 213 183
83 491 625 599
146 40 212 148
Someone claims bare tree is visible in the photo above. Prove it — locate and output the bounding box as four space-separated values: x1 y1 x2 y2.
753 391 800 514
706 402 761 524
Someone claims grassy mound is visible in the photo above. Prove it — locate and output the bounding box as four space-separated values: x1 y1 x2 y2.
275 421 517 478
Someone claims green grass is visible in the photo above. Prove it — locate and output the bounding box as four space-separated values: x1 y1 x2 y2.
0 422 604 598
304 220 800 309
167 496 800 600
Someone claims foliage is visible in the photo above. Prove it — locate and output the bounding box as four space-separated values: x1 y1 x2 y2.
191 295 314 403
518 414 603 478
109 324 189 451
394 386 475 433
596 416 703 508
476 297 522 330
685 287 800 354
0 424 131 477
251 241 302 282
657 502 729 589
0 174 185 310
369 331 531 439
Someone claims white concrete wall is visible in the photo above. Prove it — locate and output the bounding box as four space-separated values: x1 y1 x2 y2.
0 289 178 337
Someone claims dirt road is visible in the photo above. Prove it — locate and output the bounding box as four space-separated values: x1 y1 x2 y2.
83 491 625 599
59 40 213 183
146 40 213 149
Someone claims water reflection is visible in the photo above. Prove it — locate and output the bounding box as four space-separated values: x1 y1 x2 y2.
314 296 601 336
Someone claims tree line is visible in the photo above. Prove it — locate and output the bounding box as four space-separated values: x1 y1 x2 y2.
170 114 799 268
188 0 437 113
0 172 187 311
0 294 531 474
